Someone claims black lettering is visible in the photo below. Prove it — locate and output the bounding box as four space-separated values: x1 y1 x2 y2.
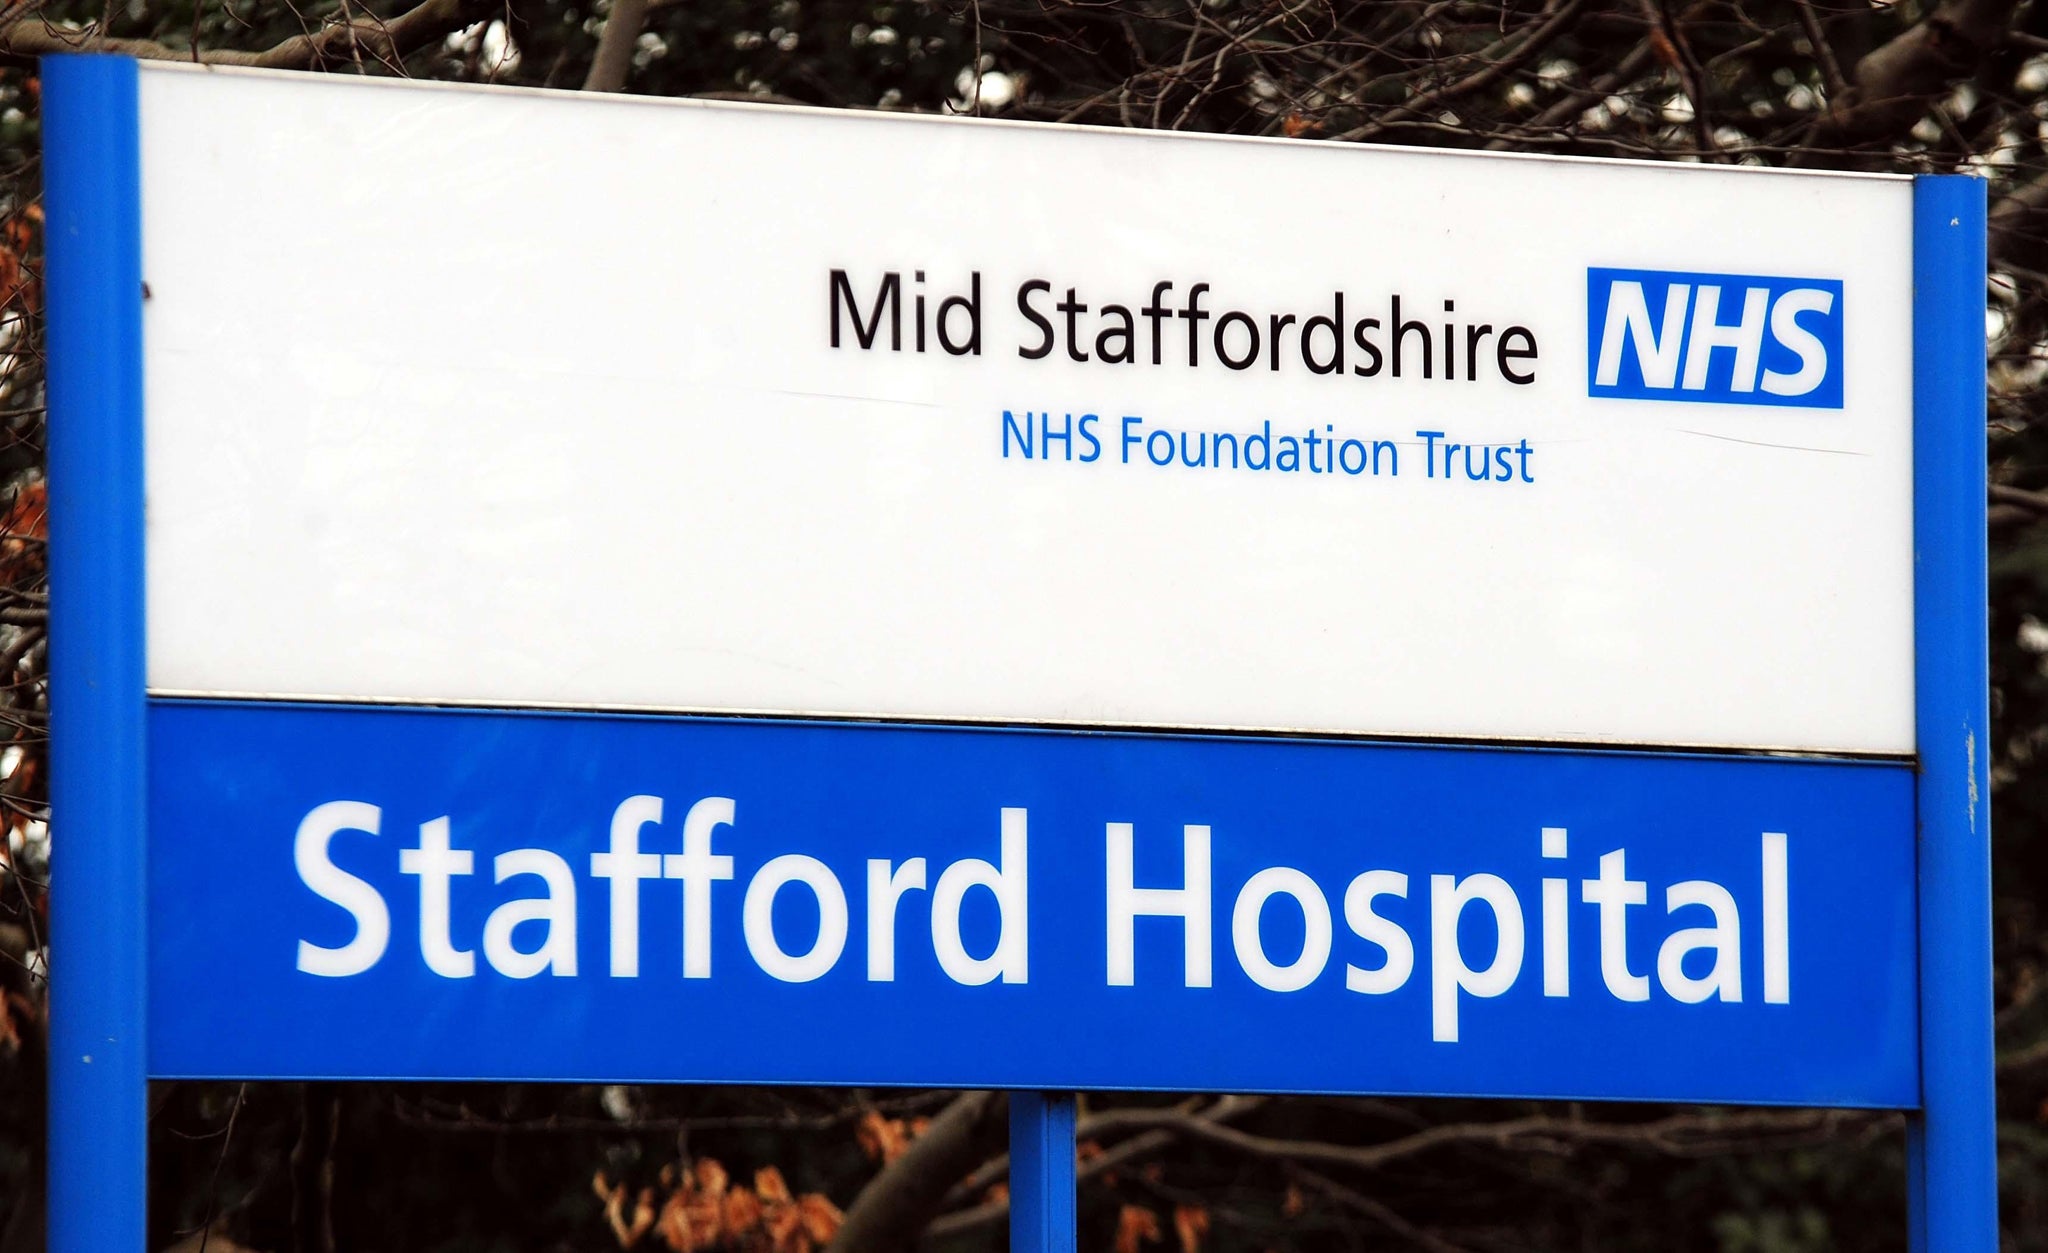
1057 288 1090 363
1096 305 1136 364
1464 324 1493 381
1498 326 1538 384
936 272 982 356
1017 280 1054 360
1178 283 1212 367
1352 317 1384 377
1391 295 1432 379
1268 313 1297 371
1142 282 1174 366
830 270 901 350
1302 293 1345 375
1215 311 1260 370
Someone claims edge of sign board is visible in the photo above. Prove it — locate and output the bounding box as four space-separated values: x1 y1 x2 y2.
143 689 1921 762
132 59 1912 183
143 693 1917 767
137 1069 1921 1111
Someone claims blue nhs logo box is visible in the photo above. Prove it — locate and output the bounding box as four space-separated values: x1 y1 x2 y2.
1587 267 1844 409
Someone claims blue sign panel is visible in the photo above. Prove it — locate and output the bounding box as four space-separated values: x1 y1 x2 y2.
1587 266 1845 408
148 700 1916 1107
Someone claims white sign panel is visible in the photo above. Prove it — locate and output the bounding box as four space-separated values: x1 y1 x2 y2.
137 65 1915 752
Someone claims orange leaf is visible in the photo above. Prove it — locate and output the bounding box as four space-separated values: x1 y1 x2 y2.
625 1189 658 1249
1173 1205 1209 1253
685 1192 724 1247
1648 28 1678 69
1115 1205 1163 1253
3 481 44 539
872 1111 922 1162
696 1158 731 1198
723 1186 764 1239
796 1194 843 1244
656 1190 695 1253
1280 1185 1306 1219
764 1202 803 1253
0 481 47 587
855 1110 911 1163
602 1196 630 1250
754 1166 794 1206
596 1175 650 1249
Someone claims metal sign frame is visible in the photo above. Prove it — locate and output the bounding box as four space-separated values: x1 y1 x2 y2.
39 52 1993 1252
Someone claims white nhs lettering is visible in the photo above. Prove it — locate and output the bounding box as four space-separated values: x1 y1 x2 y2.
1586 268 1843 408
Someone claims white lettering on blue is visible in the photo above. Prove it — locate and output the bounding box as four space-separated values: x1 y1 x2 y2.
1587 267 1843 408
293 804 1796 1044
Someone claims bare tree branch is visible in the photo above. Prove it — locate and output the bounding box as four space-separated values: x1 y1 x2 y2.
1992 483 2048 512
1804 0 2022 155
1992 165 2048 274
1999 1034 2048 1072
1639 0 1722 157
1336 0 1592 143
920 1103 1881 1249
1054 1106 1885 1174
1792 0 1852 98
828 1091 1006 1253
583 0 651 92
921 1096 1267 1245
1485 39 1658 150
0 0 487 69
1285 1165 1474 1253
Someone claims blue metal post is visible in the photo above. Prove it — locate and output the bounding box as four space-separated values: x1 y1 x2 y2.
1010 1093 1076 1253
1911 173 1995 1251
43 54 149 1253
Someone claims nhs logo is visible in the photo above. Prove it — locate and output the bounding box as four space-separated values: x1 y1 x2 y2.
1587 267 1844 409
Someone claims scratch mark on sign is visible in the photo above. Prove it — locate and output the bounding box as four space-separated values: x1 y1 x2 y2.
774 389 944 408
1676 430 1863 456
1968 729 1979 832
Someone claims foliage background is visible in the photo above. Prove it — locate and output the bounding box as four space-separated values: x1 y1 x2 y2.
2 0 2047 1248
